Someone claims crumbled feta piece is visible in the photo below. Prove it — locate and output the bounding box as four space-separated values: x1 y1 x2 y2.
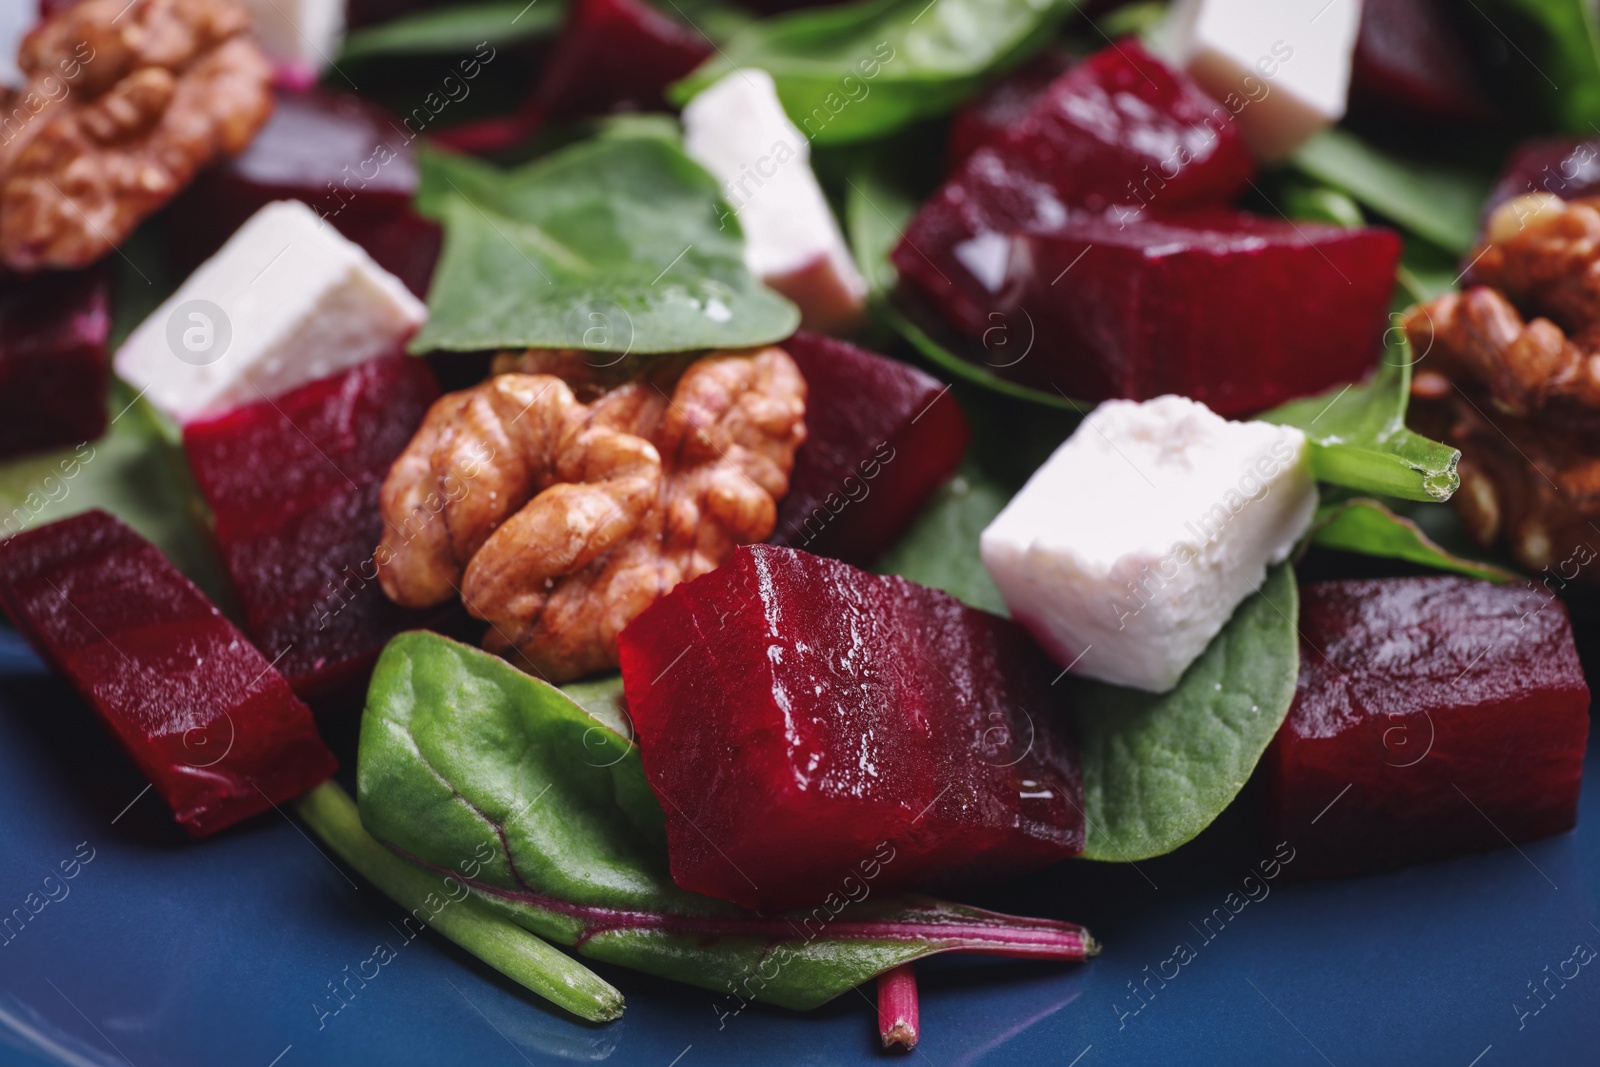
1156 0 1362 162
238 0 344 88
980 395 1316 692
115 200 425 424
681 69 867 334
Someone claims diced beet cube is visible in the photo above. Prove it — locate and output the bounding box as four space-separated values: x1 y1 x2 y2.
946 50 1075 169
619 544 1083 912
894 39 1255 338
535 0 711 121
772 332 971 565
982 210 1400 416
1349 0 1494 125
1484 137 1600 220
1267 577 1590 879
0 510 337 837
182 355 445 701
170 89 442 297
0 267 109 459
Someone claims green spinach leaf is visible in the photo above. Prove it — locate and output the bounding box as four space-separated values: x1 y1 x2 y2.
1293 129 1490 255
0 388 223 597
1260 335 1460 503
1071 564 1299 862
339 0 565 60
874 460 1008 613
411 138 799 354
296 781 625 1022
1488 0 1600 132
1307 497 1516 582
845 155 1082 410
358 631 1097 1010
671 0 1071 145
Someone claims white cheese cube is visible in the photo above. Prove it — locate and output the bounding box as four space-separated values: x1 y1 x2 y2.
115 200 425 424
980 395 1316 693
239 0 344 88
0 5 29 88
1156 0 1363 162
681 69 867 334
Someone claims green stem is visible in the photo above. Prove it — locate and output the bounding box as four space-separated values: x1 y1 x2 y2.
294 781 624 1023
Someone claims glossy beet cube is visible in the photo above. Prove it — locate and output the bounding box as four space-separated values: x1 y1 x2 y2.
0 510 337 837
1268 577 1590 879
171 89 442 297
987 210 1400 416
771 332 970 565
946 50 1075 169
0 267 110 459
536 0 711 121
894 39 1254 338
183 355 443 700
619 545 1084 912
1349 0 1493 125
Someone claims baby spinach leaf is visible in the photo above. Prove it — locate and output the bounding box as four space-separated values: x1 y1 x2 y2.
1307 497 1517 583
1071 564 1299 863
1260 336 1460 503
1293 129 1490 255
1487 0 1600 132
339 0 565 60
875 460 1008 614
411 137 800 355
671 0 1071 145
0 388 224 598
295 780 625 1022
844 155 1083 410
358 631 1097 1010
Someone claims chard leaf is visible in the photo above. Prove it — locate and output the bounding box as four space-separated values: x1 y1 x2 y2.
844 154 1082 410
358 631 1097 1010
1071 564 1299 862
411 138 799 354
1307 497 1517 583
1293 129 1490 255
671 0 1072 145
1259 336 1460 503
339 0 564 60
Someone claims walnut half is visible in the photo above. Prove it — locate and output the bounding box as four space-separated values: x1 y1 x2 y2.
0 0 273 271
375 347 807 682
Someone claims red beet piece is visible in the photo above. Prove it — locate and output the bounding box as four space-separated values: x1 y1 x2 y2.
0 267 109 460
0 510 337 837
771 332 971 565
894 39 1255 338
946 50 1075 169
183 355 444 701
535 0 711 121
1267 577 1590 879
1484 137 1600 220
980 210 1400 416
619 544 1084 913
170 89 442 297
1349 0 1493 125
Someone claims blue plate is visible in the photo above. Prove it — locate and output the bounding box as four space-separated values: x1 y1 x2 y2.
0 627 1596 1067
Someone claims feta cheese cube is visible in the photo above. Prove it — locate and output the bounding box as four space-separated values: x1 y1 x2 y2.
238 0 344 88
115 200 426 424
1156 0 1363 162
681 69 867 334
980 395 1316 692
